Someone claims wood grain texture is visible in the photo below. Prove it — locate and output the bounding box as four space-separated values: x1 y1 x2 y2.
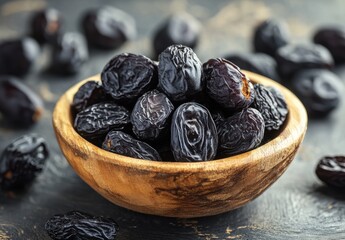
52 72 307 218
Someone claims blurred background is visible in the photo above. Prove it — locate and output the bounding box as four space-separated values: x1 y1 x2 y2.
0 0 345 239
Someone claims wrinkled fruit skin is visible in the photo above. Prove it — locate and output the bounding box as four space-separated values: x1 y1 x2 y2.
218 108 265 157
0 134 49 190
30 8 62 44
50 32 89 75
45 211 119 240
225 53 280 81
316 156 345 188
158 45 203 102
171 102 218 162
74 102 129 140
101 53 157 102
275 43 334 79
203 58 254 110
72 81 107 113
253 19 290 57
289 69 342 117
82 6 136 49
102 131 162 161
131 90 174 141
153 13 201 58
313 27 345 63
0 76 44 128
253 84 288 131
0 38 40 76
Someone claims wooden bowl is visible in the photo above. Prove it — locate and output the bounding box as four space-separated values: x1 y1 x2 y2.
52 71 307 218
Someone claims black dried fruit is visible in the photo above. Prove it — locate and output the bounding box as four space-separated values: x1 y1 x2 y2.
153 13 201 58
218 108 265 157
30 8 62 44
253 19 290 57
82 6 136 49
131 90 174 141
74 102 129 140
50 32 89 75
203 58 254 110
0 38 40 76
102 131 161 161
313 27 345 63
171 102 218 162
72 81 107 113
0 76 44 128
0 134 48 190
275 43 334 79
289 69 342 117
101 53 157 102
224 53 280 81
253 84 288 131
158 45 203 102
45 211 119 240
316 156 345 188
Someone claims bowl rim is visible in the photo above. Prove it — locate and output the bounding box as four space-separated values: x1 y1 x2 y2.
53 71 308 173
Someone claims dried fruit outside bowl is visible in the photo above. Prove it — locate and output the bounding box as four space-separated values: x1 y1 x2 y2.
52 71 307 218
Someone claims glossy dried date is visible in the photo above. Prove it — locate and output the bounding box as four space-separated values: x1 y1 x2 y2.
50 32 88 75
45 211 119 240
253 84 288 131
74 102 129 140
313 27 345 63
316 156 345 188
253 19 290 57
131 90 174 141
203 58 254 110
289 69 342 117
218 108 265 157
102 131 161 161
0 134 49 190
153 13 201 58
0 76 44 128
158 45 203 102
171 102 218 162
72 81 107 113
101 53 157 102
82 6 136 49
276 43 334 79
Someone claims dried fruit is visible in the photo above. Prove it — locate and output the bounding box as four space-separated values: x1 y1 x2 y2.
253 19 290 57
45 211 119 240
102 131 161 161
81 6 136 49
171 102 218 162
289 69 342 117
0 134 48 190
275 43 334 79
203 58 254 110
253 84 288 131
72 81 107 113
224 53 280 81
0 76 44 128
153 13 201 58
0 37 40 76
158 45 203 102
50 32 89 75
218 108 265 157
30 8 62 44
131 90 174 141
101 53 157 102
74 102 129 140
313 27 345 63
316 156 345 188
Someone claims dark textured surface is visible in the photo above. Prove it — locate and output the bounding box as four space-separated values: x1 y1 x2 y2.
0 0 345 239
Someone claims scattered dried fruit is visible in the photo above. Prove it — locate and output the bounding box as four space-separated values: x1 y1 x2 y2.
316 156 345 188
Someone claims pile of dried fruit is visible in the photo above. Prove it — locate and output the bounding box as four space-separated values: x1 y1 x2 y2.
73 44 288 162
